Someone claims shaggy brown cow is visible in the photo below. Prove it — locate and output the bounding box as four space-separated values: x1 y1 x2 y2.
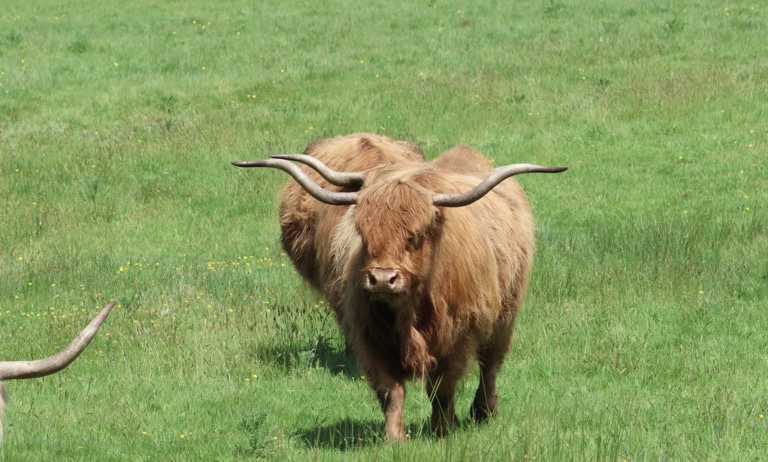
0 301 115 442
233 137 565 441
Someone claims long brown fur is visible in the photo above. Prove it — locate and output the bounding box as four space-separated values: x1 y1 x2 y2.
277 135 535 442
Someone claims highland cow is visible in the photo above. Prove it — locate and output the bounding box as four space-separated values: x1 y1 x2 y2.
234 135 565 441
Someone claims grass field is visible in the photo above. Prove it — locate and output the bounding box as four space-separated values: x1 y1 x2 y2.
1 0 766 460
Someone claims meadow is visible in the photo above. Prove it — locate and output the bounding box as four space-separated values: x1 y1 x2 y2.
1 0 766 460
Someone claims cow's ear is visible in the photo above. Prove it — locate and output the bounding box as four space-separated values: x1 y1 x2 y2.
435 206 444 219
432 206 444 227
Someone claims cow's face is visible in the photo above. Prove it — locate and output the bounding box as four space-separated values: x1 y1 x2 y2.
354 180 443 305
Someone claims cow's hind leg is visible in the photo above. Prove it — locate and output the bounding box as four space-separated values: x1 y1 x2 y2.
471 320 515 422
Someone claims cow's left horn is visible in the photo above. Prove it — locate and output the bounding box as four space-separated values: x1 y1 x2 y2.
270 154 365 187
0 301 115 381
432 164 567 207
232 159 359 205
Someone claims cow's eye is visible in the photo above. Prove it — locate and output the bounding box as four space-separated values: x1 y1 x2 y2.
405 235 420 252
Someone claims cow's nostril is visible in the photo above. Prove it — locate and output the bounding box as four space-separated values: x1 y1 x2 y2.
368 273 378 287
388 273 398 285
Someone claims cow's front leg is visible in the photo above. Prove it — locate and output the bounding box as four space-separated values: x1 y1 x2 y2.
427 375 457 437
470 369 499 423
375 381 407 442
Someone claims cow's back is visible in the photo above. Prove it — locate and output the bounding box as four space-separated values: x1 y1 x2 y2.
431 144 494 177
430 145 534 342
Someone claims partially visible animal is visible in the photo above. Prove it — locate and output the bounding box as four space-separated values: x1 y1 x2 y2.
0 301 115 442
233 136 566 441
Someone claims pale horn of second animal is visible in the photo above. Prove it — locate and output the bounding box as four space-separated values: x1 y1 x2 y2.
0 300 115 442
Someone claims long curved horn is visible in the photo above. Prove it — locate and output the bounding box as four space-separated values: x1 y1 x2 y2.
232 159 359 205
269 154 365 187
0 301 116 381
432 164 567 207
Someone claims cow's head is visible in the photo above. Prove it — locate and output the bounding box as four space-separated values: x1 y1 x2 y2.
0 301 115 442
233 153 566 301
351 167 444 303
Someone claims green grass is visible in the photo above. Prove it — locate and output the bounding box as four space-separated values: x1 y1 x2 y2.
1 0 766 460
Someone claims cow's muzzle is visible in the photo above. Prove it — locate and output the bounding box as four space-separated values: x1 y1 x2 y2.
363 267 405 294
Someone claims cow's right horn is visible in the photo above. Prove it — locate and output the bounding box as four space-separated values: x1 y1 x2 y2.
432 164 567 207
232 159 359 205
0 301 116 381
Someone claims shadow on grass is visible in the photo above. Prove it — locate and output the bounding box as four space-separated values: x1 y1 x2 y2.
295 418 430 451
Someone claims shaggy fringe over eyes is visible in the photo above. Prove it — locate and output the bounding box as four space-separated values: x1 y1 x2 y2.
354 180 438 256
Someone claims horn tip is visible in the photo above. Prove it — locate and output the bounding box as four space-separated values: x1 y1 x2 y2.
232 160 265 168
